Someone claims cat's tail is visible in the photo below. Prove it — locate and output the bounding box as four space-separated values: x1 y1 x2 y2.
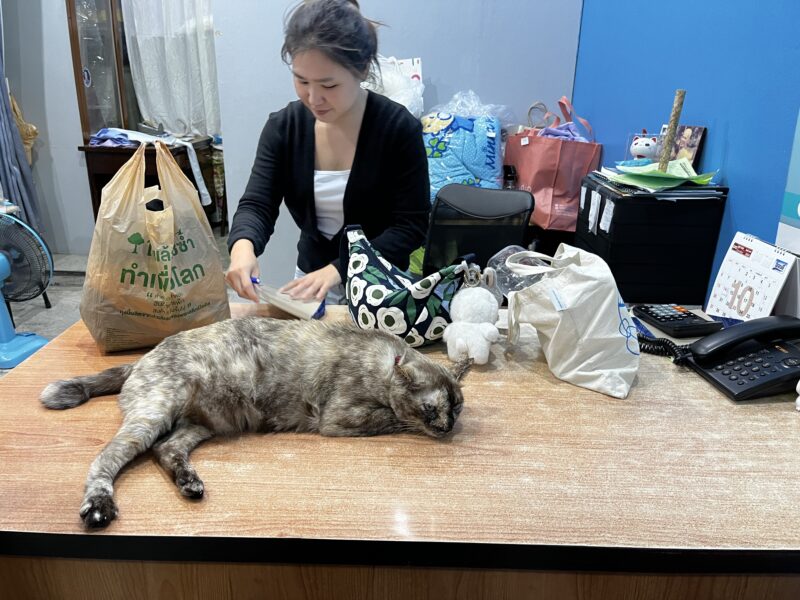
40 364 135 409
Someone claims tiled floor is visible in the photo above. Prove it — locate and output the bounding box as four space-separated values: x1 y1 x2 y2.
1 233 233 378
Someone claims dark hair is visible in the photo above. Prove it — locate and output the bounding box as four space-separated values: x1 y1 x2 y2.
281 0 379 81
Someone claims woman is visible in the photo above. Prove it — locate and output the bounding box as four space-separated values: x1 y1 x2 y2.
226 0 430 303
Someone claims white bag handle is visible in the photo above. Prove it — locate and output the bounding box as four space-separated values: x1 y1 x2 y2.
505 250 557 277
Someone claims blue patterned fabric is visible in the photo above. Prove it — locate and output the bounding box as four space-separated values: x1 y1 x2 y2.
421 111 502 201
344 227 464 347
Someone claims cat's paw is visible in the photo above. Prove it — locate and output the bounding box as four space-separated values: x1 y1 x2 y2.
79 493 118 528
177 474 204 499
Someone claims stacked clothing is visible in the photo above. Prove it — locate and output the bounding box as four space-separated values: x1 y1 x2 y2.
421 111 502 201
87 128 212 206
88 128 139 147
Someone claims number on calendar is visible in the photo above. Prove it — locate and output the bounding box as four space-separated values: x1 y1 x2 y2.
726 279 755 317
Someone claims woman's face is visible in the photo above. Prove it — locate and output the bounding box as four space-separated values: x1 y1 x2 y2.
292 49 364 124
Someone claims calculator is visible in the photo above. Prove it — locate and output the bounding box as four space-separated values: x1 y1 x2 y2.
632 304 724 338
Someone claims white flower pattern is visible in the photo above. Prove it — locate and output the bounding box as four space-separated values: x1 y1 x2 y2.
404 328 425 347
410 273 441 299
377 306 407 335
425 316 448 340
357 304 376 329
365 284 391 306
348 252 368 277
349 277 366 304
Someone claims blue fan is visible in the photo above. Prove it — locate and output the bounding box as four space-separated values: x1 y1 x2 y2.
0 213 53 368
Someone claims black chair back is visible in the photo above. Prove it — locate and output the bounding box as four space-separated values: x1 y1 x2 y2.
422 184 534 275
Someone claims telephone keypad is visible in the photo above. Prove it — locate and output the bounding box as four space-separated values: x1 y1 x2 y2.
696 341 800 400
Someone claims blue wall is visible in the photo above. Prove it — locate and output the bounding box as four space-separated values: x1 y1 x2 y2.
573 0 800 300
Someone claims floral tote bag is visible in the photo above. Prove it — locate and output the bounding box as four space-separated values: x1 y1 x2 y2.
344 226 468 347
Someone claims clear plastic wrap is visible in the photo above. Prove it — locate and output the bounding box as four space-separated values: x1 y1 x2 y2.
430 90 517 130
487 245 547 298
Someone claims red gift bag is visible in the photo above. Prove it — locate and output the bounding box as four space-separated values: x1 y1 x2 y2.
504 97 602 232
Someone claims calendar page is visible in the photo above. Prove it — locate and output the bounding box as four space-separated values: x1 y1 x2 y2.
706 232 796 320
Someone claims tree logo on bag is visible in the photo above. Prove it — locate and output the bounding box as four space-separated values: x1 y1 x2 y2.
119 229 204 291
128 232 145 254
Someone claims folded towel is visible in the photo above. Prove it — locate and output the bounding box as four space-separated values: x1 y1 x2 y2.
537 121 588 142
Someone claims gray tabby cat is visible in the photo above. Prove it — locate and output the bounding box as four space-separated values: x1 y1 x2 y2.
40 317 470 529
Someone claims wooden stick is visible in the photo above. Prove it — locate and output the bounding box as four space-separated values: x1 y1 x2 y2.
658 89 686 172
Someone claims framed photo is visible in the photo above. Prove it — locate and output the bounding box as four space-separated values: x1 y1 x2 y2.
659 124 706 169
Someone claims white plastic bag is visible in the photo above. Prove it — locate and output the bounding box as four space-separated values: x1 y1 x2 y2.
506 245 640 398
363 55 425 118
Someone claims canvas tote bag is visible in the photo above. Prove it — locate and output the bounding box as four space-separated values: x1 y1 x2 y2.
505 245 639 398
504 97 602 232
80 141 230 352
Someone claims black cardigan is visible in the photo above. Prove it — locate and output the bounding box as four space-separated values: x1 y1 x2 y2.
228 91 430 279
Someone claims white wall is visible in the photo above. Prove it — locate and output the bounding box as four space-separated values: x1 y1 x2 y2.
2 0 583 264
213 0 583 287
2 0 95 255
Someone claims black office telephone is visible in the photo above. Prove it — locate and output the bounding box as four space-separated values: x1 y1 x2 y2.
642 315 800 401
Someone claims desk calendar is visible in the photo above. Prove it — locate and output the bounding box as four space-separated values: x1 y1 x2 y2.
706 232 796 320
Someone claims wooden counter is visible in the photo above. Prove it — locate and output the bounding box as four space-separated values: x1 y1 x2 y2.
2 303 800 599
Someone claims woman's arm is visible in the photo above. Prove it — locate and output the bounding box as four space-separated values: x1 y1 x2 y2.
227 115 286 256
226 114 287 300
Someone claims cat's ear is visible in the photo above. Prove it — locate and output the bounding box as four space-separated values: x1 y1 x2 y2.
394 353 415 386
451 357 473 381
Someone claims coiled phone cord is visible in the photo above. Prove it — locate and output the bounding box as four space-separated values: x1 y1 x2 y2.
637 334 692 365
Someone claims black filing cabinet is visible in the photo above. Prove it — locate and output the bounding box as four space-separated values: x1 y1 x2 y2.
574 175 727 305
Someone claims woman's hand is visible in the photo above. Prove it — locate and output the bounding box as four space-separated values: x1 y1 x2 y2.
280 264 342 302
225 239 260 302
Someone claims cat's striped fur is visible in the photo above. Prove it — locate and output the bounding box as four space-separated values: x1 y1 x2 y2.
41 317 470 529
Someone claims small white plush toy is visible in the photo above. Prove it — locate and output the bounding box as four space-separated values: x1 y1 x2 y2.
443 286 500 365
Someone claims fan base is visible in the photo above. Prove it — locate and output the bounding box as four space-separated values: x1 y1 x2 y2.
0 332 49 369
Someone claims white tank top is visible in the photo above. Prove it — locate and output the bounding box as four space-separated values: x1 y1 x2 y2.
314 169 349 240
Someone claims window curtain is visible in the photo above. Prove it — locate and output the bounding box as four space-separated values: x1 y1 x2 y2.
120 0 221 138
0 7 43 231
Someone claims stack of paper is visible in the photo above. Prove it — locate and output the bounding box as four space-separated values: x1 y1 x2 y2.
602 157 717 193
254 284 326 320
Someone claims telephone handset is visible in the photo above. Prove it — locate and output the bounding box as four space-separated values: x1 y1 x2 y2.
685 315 800 400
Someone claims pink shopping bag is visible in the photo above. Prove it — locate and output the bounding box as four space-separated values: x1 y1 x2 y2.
504 96 602 232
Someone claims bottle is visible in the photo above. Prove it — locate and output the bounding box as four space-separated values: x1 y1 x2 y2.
503 165 517 189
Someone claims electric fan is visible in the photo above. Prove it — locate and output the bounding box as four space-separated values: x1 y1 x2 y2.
0 212 53 368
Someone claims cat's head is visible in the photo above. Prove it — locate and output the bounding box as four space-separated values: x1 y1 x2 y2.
390 352 471 438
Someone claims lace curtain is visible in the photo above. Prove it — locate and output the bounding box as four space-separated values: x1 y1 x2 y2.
120 0 221 137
